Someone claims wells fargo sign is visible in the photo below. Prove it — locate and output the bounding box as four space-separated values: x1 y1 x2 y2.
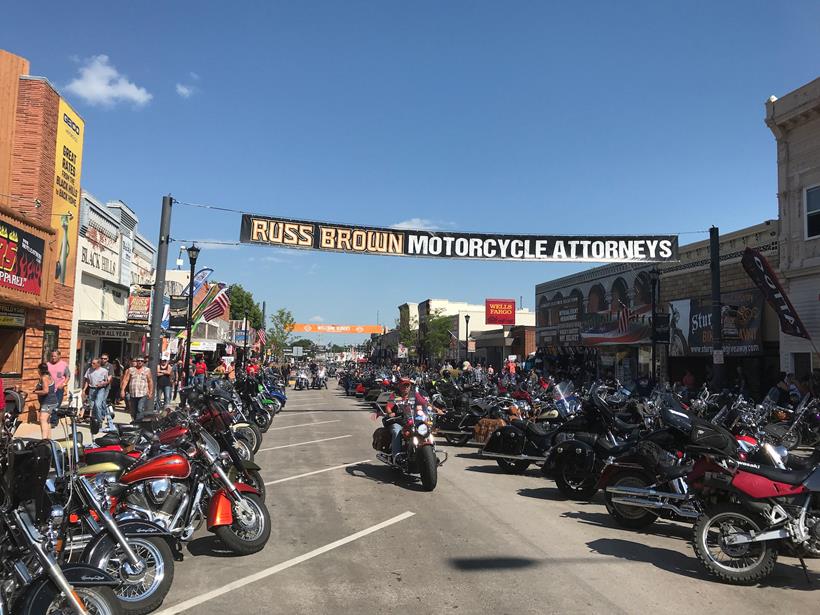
486 299 516 325
240 214 679 263
291 323 384 334
0 220 45 296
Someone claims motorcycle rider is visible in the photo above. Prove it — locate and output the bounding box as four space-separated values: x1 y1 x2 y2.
384 377 424 464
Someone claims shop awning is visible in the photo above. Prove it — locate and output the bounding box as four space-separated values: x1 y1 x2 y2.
78 320 150 339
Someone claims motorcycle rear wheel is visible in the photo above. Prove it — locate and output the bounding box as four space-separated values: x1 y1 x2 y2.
443 434 471 446
765 423 801 451
495 459 530 474
213 493 271 555
15 579 122 615
603 471 658 529
417 446 438 491
555 463 598 500
693 503 777 585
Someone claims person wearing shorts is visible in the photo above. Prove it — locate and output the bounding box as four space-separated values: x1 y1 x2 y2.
35 362 58 440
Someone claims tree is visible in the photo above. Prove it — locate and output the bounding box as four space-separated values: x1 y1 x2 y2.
228 284 263 329
424 310 454 361
268 308 295 360
395 316 418 350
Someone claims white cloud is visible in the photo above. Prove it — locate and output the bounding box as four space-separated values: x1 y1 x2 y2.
390 217 450 231
175 83 193 98
309 315 324 322
65 55 152 107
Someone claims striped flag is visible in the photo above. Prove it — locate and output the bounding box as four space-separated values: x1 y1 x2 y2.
203 288 231 322
617 303 631 334
257 328 267 346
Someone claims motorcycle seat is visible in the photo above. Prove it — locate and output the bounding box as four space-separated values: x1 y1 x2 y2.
613 417 642 434
524 421 550 438
740 463 815 485
84 450 138 470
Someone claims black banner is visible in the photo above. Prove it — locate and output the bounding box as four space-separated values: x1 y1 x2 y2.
168 295 188 330
239 214 679 263
741 247 810 340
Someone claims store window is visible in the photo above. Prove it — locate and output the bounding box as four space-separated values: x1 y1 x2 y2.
807 185 820 239
0 328 25 377
42 326 59 361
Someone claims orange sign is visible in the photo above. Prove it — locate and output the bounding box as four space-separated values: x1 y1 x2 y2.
486 298 516 325
291 323 384 334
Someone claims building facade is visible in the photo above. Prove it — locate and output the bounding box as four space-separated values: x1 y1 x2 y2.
0 50 84 417
766 77 820 375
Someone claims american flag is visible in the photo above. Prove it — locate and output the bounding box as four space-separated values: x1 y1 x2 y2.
617 302 631 334
257 328 267 346
203 288 230 322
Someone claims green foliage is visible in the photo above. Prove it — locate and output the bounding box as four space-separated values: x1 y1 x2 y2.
395 316 418 351
424 310 454 360
228 284 263 329
268 308 295 360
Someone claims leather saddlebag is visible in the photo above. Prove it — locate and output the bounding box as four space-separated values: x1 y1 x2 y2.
372 427 391 452
473 418 506 444
482 424 525 455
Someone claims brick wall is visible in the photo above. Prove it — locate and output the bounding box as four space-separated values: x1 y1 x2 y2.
8 77 78 419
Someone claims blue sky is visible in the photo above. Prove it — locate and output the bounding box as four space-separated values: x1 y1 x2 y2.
3 1 820 343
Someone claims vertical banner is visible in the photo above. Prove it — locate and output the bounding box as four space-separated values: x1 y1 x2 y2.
53 98 84 287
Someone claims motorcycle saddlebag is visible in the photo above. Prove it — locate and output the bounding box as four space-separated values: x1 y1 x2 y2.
689 418 736 457
436 412 463 432
473 418 506 444
372 427 391 453
483 424 525 455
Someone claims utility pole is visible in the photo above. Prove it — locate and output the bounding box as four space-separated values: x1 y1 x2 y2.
261 301 266 360
709 226 724 390
149 195 173 400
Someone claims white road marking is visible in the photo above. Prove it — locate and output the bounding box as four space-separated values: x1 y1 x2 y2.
264 460 370 485
153 511 415 615
267 419 340 431
257 435 352 452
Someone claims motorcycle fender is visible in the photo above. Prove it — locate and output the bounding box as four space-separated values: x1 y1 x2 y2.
81 520 173 565
240 460 261 472
60 563 119 587
595 462 653 490
207 482 260 529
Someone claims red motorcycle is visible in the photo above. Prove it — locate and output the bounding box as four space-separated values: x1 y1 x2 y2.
688 453 820 584
98 419 270 556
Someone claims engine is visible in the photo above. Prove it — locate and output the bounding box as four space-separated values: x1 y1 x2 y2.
124 481 189 529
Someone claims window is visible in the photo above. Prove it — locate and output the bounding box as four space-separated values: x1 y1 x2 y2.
807 186 820 239
42 326 59 361
0 328 25 377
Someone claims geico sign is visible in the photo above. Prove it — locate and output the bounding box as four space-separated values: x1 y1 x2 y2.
63 113 81 135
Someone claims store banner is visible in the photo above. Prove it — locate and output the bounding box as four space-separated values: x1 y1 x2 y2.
240 214 679 263
168 295 188 329
127 285 152 325
486 299 516 325
741 247 810 340
120 233 133 286
53 98 84 287
668 290 764 357
291 323 384 334
0 221 45 296
0 304 26 327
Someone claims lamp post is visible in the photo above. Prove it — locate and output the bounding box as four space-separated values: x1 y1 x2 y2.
184 244 200 391
464 314 471 364
649 268 659 383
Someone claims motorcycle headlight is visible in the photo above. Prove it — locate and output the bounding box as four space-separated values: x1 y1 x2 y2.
417 423 429 437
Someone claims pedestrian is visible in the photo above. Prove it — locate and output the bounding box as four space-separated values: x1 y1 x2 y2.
47 350 70 416
120 356 154 423
110 359 123 406
766 372 791 407
172 359 184 400
84 357 115 432
193 354 207 387
156 357 173 408
682 369 696 390
100 353 114 416
213 360 227 376
34 362 58 440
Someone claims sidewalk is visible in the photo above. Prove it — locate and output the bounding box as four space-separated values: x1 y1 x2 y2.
16 402 138 443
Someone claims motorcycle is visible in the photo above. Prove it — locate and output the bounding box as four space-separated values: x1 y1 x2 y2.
765 394 820 451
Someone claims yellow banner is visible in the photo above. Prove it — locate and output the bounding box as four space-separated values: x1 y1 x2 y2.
53 98 84 287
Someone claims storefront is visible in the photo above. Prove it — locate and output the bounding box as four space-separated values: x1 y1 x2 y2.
75 321 148 388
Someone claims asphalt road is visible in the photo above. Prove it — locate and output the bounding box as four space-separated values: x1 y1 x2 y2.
154 385 819 615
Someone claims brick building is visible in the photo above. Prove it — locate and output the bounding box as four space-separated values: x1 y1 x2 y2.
0 49 83 418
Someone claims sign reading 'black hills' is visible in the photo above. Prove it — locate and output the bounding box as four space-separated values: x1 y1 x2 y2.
239 214 679 263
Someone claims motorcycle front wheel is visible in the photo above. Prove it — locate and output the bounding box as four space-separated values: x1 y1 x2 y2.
234 423 262 453
89 535 174 615
496 458 530 474
417 446 438 491
228 467 267 502
603 471 658 529
213 493 271 555
443 434 471 446
15 579 122 615
693 503 777 585
252 408 272 433
555 461 598 500
765 423 802 451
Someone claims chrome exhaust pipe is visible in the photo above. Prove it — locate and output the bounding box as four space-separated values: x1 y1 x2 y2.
605 485 689 501
480 451 547 462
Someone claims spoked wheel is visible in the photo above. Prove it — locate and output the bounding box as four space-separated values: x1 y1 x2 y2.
233 424 262 453
693 504 777 585
232 439 254 463
213 494 271 555
17 579 122 615
94 536 174 615
228 467 267 502
603 471 658 529
252 409 272 433
765 424 802 451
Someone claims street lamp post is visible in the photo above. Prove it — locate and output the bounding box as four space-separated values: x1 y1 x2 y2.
184 244 200 392
649 267 659 383
464 314 471 364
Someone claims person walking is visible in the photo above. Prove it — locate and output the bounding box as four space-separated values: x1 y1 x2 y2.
156 357 173 409
47 350 70 416
120 356 154 423
193 355 207 387
84 357 115 432
100 354 114 418
110 358 123 406
172 359 184 400
34 362 59 439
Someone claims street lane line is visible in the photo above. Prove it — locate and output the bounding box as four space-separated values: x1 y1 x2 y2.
264 460 370 485
153 511 415 615
257 435 352 452
267 419 340 431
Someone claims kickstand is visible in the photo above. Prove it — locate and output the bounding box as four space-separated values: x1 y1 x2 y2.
798 557 812 585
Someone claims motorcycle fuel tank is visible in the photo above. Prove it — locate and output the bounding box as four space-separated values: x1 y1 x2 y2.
120 452 191 484
158 425 189 445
